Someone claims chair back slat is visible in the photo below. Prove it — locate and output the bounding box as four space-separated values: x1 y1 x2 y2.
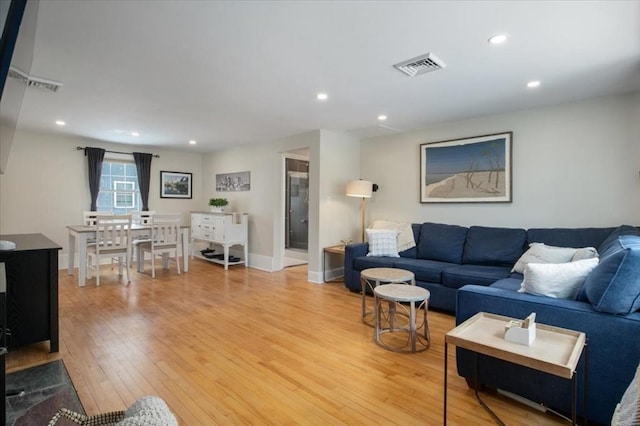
150 214 181 248
132 210 156 225
83 211 113 226
95 215 132 253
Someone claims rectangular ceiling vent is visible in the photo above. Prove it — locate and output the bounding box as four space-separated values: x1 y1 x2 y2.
8 66 63 93
393 53 446 77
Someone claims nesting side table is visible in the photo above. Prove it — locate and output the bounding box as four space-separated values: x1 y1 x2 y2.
360 268 415 326
374 283 430 353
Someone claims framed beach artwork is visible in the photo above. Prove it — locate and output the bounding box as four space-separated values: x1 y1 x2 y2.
160 171 192 199
216 171 250 192
420 132 512 203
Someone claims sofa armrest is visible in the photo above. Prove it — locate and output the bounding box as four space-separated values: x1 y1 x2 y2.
455 284 640 425
344 243 368 291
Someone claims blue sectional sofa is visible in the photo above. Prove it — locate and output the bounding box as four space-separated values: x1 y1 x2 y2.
344 222 640 424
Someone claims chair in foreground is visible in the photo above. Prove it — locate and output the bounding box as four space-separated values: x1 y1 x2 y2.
137 214 181 278
86 215 132 286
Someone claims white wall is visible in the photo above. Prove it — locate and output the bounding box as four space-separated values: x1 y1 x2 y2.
202 129 360 281
202 130 321 273
361 92 640 228
0 129 204 267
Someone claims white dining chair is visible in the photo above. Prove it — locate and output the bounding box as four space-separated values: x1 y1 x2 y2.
83 210 116 268
86 215 132 286
83 210 114 226
136 214 181 278
130 210 155 264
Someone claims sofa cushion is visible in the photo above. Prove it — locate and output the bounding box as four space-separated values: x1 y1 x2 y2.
442 265 512 289
353 256 397 271
490 277 523 292
584 235 640 314
365 228 399 257
393 258 451 283
417 222 468 264
519 258 599 299
527 227 616 249
462 226 526 267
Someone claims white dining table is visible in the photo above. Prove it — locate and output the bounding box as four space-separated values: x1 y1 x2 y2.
67 223 190 287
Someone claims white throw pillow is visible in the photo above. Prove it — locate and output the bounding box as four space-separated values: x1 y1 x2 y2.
366 229 400 258
512 243 582 274
518 257 599 299
370 220 416 252
572 247 598 261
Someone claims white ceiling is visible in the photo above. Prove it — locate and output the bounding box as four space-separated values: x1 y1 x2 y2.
13 0 640 152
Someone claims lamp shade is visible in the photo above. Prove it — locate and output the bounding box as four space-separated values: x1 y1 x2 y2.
346 180 373 198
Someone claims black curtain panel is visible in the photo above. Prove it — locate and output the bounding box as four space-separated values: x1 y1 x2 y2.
84 147 105 211
133 152 153 211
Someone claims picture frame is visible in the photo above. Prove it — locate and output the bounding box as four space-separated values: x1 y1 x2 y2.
420 132 512 203
160 171 192 199
216 171 250 192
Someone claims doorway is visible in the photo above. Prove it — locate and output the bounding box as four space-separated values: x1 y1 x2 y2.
284 157 309 266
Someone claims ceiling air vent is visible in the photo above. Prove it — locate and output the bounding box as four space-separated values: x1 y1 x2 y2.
8 66 63 93
393 53 446 77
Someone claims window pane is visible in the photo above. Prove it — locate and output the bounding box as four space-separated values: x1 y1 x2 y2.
96 160 141 214
111 163 125 177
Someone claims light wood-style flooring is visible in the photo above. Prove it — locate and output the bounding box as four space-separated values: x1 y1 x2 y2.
7 259 567 425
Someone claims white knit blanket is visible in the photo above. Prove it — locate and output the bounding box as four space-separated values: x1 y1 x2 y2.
370 220 416 252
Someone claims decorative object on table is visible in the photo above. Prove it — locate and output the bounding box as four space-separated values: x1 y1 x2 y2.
504 312 537 346
0 240 16 250
346 179 379 242
340 239 352 247
208 197 229 212
160 171 192 199
216 171 250 192
420 132 512 203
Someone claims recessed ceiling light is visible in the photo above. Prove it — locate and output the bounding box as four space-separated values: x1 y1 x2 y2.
316 93 328 101
188 140 197 145
378 115 387 121
55 120 66 126
488 34 509 45
131 131 140 137
527 80 541 88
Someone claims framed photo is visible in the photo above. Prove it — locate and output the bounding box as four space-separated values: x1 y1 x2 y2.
160 171 192 199
216 171 250 192
420 132 512 203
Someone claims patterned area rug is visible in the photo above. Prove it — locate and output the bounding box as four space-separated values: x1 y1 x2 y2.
6 360 84 426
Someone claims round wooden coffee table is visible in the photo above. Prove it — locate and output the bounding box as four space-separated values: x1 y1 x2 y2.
360 268 415 326
374 283 430 353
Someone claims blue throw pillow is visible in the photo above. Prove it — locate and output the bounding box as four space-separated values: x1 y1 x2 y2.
584 235 640 314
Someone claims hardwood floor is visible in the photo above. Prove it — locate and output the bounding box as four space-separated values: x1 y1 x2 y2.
6 260 567 425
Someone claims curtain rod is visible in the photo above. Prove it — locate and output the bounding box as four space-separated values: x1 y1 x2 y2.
76 146 160 158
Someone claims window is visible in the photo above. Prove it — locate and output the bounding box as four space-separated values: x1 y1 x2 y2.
96 160 141 214
113 181 135 208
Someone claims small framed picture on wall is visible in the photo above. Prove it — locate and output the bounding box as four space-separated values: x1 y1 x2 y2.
160 171 192 199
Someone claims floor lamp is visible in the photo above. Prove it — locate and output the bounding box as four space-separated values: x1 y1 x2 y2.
346 180 373 242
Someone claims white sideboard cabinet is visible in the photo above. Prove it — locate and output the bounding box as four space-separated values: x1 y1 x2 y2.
190 211 248 270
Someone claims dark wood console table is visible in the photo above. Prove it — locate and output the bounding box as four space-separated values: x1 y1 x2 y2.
0 233 61 353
